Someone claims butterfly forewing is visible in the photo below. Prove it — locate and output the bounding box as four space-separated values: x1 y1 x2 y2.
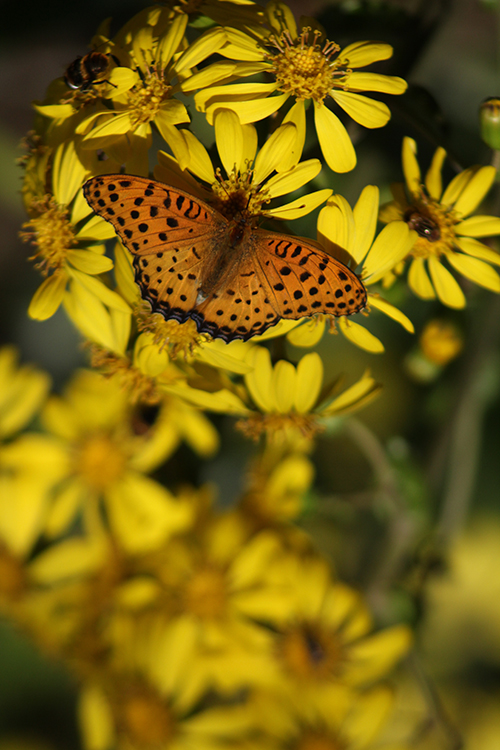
84 174 227 321
83 174 367 343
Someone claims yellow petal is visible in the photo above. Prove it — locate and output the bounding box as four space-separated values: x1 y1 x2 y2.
215 108 245 177
180 61 237 93
28 273 68 320
66 249 113 275
338 318 385 353
53 140 88 207
345 72 407 95
164 385 250 415
287 318 326 347
272 360 296 413
205 92 287 125
75 213 118 241
253 122 297 184
157 12 188 69
175 26 228 73
456 214 500 237
455 236 500 265
67 268 131 312
295 353 323 413
408 257 435 299
196 80 277 109
107 474 192 553
245 347 274 412
362 221 414 282
264 189 332 220
352 185 380 264
402 137 421 195
451 165 496 217
446 252 500 291
30 536 105 583
323 366 382 411
78 685 116 750
331 90 391 128
428 256 466 308
314 102 356 173
222 27 266 61
318 194 355 262
64 282 117 351
280 100 306 170
338 41 394 67
266 0 297 37
368 295 414 332
425 146 447 200
266 159 322 198
181 129 216 184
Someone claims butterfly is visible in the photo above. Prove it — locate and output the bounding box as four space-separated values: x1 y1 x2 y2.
83 175 367 343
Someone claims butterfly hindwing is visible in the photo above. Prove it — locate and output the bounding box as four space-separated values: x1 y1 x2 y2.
253 231 367 320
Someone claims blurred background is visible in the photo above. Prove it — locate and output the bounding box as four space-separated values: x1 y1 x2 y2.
1 0 500 747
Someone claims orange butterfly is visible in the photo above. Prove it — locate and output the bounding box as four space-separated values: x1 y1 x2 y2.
83 175 367 343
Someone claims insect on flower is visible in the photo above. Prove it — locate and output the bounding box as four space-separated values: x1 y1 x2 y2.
64 51 117 91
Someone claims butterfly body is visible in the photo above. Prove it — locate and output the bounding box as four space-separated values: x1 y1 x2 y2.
83 175 367 342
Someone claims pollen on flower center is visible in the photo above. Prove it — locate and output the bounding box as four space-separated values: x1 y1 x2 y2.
212 169 270 221
20 196 75 274
128 72 172 127
404 197 457 259
184 566 228 619
267 28 344 103
237 412 322 441
75 433 127 490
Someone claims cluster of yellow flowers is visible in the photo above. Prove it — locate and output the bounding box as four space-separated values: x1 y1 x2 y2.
4 0 500 748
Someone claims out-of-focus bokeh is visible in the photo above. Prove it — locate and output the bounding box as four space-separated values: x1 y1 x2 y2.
1 0 500 748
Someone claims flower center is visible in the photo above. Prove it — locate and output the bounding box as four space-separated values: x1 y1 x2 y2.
119 690 176 748
279 624 344 681
404 196 457 259
237 412 322 441
211 169 270 222
184 565 228 619
75 433 127 490
136 309 209 358
266 28 344 103
297 730 345 750
128 72 173 127
20 197 75 274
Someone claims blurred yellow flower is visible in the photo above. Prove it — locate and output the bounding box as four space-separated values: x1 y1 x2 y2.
380 137 500 308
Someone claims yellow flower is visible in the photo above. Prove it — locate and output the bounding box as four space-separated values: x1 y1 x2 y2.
262 557 412 694
286 186 416 353
8 369 194 552
21 140 128 321
379 137 500 308
78 656 252 750
250 685 398 750
127 517 296 701
74 10 227 157
188 1 407 172
165 346 381 442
